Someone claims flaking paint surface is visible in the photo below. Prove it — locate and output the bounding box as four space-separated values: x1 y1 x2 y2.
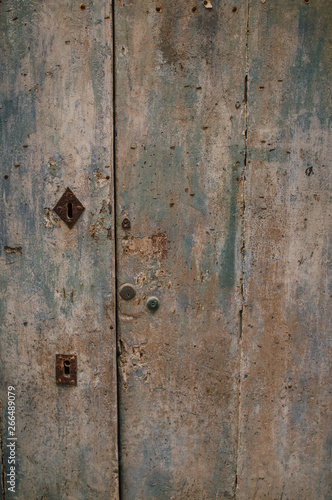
237 1 332 499
115 0 246 497
0 1 118 498
0 0 330 498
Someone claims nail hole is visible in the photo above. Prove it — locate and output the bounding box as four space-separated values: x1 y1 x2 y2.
64 360 70 376
192 6 197 12
156 7 162 12
67 202 73 219
232 6 238 12
304 0 309 3
4 175 8 179
80 3 86 10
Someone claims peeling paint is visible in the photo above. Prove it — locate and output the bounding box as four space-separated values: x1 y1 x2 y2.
122 233 168 262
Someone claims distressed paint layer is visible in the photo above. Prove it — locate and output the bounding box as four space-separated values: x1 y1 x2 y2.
115 0 246 497
237 1 332 499
0 1 118 498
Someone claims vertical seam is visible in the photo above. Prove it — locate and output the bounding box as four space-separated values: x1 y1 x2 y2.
111 0 121 498
234 0 249 498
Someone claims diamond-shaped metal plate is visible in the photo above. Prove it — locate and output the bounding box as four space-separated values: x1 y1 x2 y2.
53 187 85 229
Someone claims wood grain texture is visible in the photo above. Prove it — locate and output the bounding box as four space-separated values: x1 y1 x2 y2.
237 1 332 498
115 0 246 497
0 1 118 498
1 0 330 497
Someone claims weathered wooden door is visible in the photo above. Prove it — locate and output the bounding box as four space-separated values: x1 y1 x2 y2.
1 0 331 499
114 0 245 498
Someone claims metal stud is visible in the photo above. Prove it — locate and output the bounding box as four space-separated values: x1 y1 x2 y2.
119 283 136 300
147 296 159 311
122 218 131 229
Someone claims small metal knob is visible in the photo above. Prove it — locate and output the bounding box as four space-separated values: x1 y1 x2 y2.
147 296 159 311
119 283 136 300
122 218 131 229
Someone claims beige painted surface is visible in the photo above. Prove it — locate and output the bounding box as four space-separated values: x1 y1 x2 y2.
115 0 246 497
0 0 331 498
238 1 332 499
0 1 118 498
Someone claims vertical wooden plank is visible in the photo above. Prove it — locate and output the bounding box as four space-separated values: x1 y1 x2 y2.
115 0 246 497
0 1 118 498
238 1 331 498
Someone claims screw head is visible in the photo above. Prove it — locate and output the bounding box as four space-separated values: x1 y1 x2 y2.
122 218 131 229
119 283 136 300
147 296 159 311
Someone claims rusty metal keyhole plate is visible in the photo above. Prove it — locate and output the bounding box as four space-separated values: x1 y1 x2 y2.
56 354 77 385
53 187 85 229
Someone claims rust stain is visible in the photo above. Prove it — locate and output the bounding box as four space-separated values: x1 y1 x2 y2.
118 338 149 388
122 232 168 262
89 223 98 241
268 227 283 242
203 0 213 8
4 246 22 255
89 220 107 242
43 208 60 228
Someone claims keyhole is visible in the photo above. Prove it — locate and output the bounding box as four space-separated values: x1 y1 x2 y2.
64 360 70 376
67 202 73 219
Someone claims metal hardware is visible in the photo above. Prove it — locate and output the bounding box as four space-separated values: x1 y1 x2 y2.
122 218 131 229
147 296 159 311
119 283 136 300
53 187 85 229
56 354 77 385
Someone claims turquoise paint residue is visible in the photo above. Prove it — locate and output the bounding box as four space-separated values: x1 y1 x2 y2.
182 232 194 268
185 125 206 219
286 5 332 128
0 1 35 82
219 162 242 292
142 424 173 500
0 93 37 168
90 42 107 115
176 290 190 312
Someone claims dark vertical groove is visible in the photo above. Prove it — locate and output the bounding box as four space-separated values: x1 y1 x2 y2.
111 0 122 498
234 1 250 498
